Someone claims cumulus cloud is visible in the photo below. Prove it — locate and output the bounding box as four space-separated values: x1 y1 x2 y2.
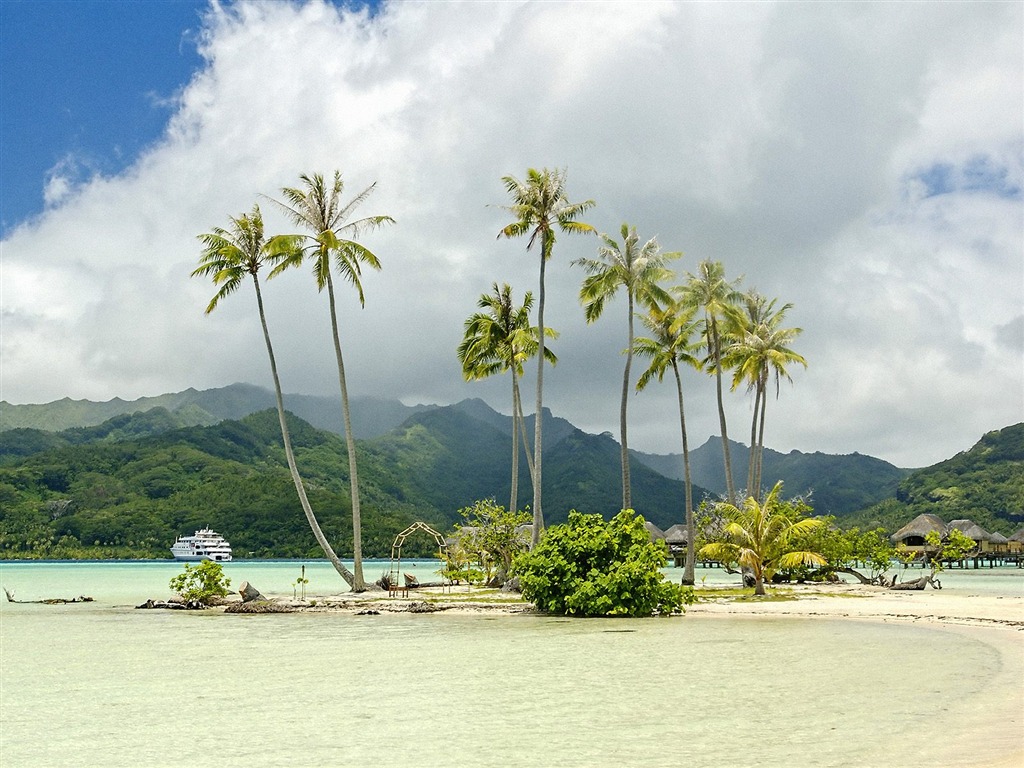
2 0 1021 468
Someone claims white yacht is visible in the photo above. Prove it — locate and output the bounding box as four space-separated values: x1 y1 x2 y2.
170 528 233 562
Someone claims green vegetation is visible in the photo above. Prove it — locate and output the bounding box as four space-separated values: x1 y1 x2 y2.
699 482 826 596
169 560 231 605
444 499 531 586
846 424 1024 534
498 167 596 544
514 509 694 617
457 283 554 514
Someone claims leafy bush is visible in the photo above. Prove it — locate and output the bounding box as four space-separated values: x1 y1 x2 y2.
513 509 693 617
169 560 231 604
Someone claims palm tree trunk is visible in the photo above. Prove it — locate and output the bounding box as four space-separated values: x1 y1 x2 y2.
747 385 761 500
253 274 355 587
620 293 634 510
710 317 736 503
324 270 366 592
672 361 695 585
514 374 536 481
510 372 519 514
531 247 547 545
754 377 768 500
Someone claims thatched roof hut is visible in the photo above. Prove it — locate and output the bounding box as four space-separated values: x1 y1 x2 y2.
645 521 666 541
663 524 689 546
947 519 990 545
891 513 946 548
1008 528 1024 553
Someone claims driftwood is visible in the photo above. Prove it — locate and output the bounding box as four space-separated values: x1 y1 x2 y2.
5 588 93 604
889 574 941 591
238 581 267 603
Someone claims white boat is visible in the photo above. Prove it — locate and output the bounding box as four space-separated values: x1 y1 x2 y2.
170 528 232 562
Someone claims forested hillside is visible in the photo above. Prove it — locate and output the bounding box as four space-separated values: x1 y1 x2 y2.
634 438 910 516
0 402 710 560
843 423 1024 535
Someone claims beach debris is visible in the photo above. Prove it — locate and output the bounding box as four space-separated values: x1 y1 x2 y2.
356 609 380 615
238 581 268 603
136 598 207 610
889 574 941 591
4 588 93 604
406 601 442 613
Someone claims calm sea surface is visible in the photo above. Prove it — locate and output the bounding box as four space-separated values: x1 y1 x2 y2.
1 560 1022 767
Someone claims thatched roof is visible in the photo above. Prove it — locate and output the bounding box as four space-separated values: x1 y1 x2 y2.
1010 528 1024 543
891 513 946 543
947 519 991 543
988 531 1009 545
645 521 665 540
663 524 689 545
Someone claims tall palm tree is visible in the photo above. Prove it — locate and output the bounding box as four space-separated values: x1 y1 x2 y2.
269 171 394 592
634 300 702 584
725 291 807 501
680 260 742 504
573 224 679 510
698 482 825 595
498 168 595 544
457 283 556 513
192 205 356 587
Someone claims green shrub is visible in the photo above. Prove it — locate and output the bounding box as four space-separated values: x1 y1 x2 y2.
169 560 231 604
514 509 693 617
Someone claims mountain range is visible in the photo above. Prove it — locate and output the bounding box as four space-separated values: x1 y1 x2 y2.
1 384 1020 559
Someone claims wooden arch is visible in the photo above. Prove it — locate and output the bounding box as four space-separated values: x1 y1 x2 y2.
388 521 448 595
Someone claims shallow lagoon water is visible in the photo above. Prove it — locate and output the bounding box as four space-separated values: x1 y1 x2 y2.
1 561 1021 767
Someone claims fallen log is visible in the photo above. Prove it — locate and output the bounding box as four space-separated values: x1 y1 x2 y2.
5 588 93 604
889 574 940 591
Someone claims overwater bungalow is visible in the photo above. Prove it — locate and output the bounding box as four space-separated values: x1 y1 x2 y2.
890 513 946 556
1008 528 1024 555
947 519 990 553
663 524 690 567
645 521 666 542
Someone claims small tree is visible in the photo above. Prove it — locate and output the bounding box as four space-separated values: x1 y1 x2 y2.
169 560 231 605
449 499 531 586
513 509 693 617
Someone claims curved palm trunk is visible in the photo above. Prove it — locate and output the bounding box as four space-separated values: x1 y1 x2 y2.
253 275 355 587
531 250 547 545
620 293 634 510
324 270 366 592
710 317 736 503
671 361 696 585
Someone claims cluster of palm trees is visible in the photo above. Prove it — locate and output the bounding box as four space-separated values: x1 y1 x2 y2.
193 165 805 592
192 171 390 592
460 167 807 586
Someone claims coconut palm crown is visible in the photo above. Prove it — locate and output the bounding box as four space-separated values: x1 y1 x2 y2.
573 223 679 510
498 167 595 544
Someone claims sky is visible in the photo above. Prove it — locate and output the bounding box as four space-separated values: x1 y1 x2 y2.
1 0 1021 470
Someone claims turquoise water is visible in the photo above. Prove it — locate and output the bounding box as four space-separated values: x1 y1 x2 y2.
1 561 1022 767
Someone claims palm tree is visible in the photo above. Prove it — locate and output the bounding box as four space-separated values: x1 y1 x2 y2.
634 300 702 584
498 168 595 544
192 205 356 587
573 224 679 510
269 171 394 592
457 283 556 513
724 291 807 501
679 260 742 503
698 482 825 595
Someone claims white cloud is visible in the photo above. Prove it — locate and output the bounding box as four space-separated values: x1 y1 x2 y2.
2 0 1021 468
